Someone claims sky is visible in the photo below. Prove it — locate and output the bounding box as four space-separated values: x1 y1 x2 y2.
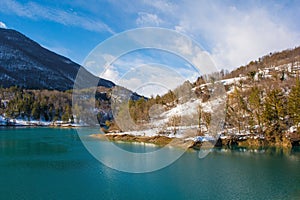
0 0 300 96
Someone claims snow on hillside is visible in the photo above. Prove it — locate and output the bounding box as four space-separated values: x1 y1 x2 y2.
220 77 247 85
0 28 115 90
0 115 7 125
106 126 215 142
159 97 224 121
192 76 247 93
111 82 227 142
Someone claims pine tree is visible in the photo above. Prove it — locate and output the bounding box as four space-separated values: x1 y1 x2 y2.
62 105 71 122
227 86 247 134
248 86 264 133
31 102 41 120
288 78 300 130
263 89 287 136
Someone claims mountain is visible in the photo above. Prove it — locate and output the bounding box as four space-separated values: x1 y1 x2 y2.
0 28 115 90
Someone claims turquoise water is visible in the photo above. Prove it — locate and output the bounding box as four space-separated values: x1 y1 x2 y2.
0 127 299 200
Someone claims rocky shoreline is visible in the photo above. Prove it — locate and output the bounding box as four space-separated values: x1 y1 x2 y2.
90 133 197 149
91 133 300 149
218 135 300 148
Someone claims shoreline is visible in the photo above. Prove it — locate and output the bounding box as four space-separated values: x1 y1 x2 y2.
2 124 299 148
90 133 198 149
0 124 86 128
90 133 300 149
0 122 87 128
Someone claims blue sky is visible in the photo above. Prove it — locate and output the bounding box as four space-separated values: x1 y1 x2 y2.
0 0 300 95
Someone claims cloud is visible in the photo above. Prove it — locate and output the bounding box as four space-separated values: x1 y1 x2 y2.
132 1 300 70
83 32 211 96
136 12 163 27
0 0 114 34
0 21 7 29
142 0 176 14
172 1 300 69
93 51 193 97
101 65 120 83
117 64 185 97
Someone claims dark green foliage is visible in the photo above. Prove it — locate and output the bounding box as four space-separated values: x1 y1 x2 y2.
288 78 300 130
263 89 287 136
247 71 256 80
225 77 298 138
248 86 264 133
0 87 72 121
227 86 248 133
128 89 179 124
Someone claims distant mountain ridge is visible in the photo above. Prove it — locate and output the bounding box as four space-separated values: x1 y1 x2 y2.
0 28 115 90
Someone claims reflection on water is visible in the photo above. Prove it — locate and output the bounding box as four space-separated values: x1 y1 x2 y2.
212 146 300 161
0 127 75 156
0 140 68 155
3 159 87 170
112 141 162 153
0 127 299 200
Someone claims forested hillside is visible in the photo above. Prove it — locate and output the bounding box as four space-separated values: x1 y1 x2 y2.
116 46 300 145
1 46 299 145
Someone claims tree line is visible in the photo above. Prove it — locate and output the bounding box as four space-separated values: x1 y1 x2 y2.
0 86 73 122
226 77 300 138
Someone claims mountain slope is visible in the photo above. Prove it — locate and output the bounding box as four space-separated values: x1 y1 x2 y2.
0 28 115 90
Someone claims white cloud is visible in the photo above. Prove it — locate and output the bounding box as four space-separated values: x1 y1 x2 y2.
136 12 163 27
174 25 186 34
142 0 176 14
172 1 300 69
209 9 299 69
116 63 186 97
0 21 7 29
102 54 117 63
98 55 190 97
101 65 120 83
131 1 300 70
0 0 114 34
83 28 208 96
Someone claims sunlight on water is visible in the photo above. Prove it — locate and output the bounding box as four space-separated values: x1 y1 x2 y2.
0 128 299 200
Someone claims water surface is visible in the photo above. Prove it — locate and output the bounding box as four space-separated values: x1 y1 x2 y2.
0 127 299 200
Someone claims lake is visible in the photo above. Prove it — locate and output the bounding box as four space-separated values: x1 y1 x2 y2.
0 127 299 200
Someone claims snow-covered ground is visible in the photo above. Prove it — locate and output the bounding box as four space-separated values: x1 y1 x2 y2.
0 115 87 127
8 119 52 126
106 127 217 142
149 95 225 128
220 77 247 85
0 115 7 125
192 76 247 92
106 79 229 142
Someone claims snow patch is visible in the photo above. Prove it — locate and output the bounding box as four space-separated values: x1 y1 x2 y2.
0 22 7 29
